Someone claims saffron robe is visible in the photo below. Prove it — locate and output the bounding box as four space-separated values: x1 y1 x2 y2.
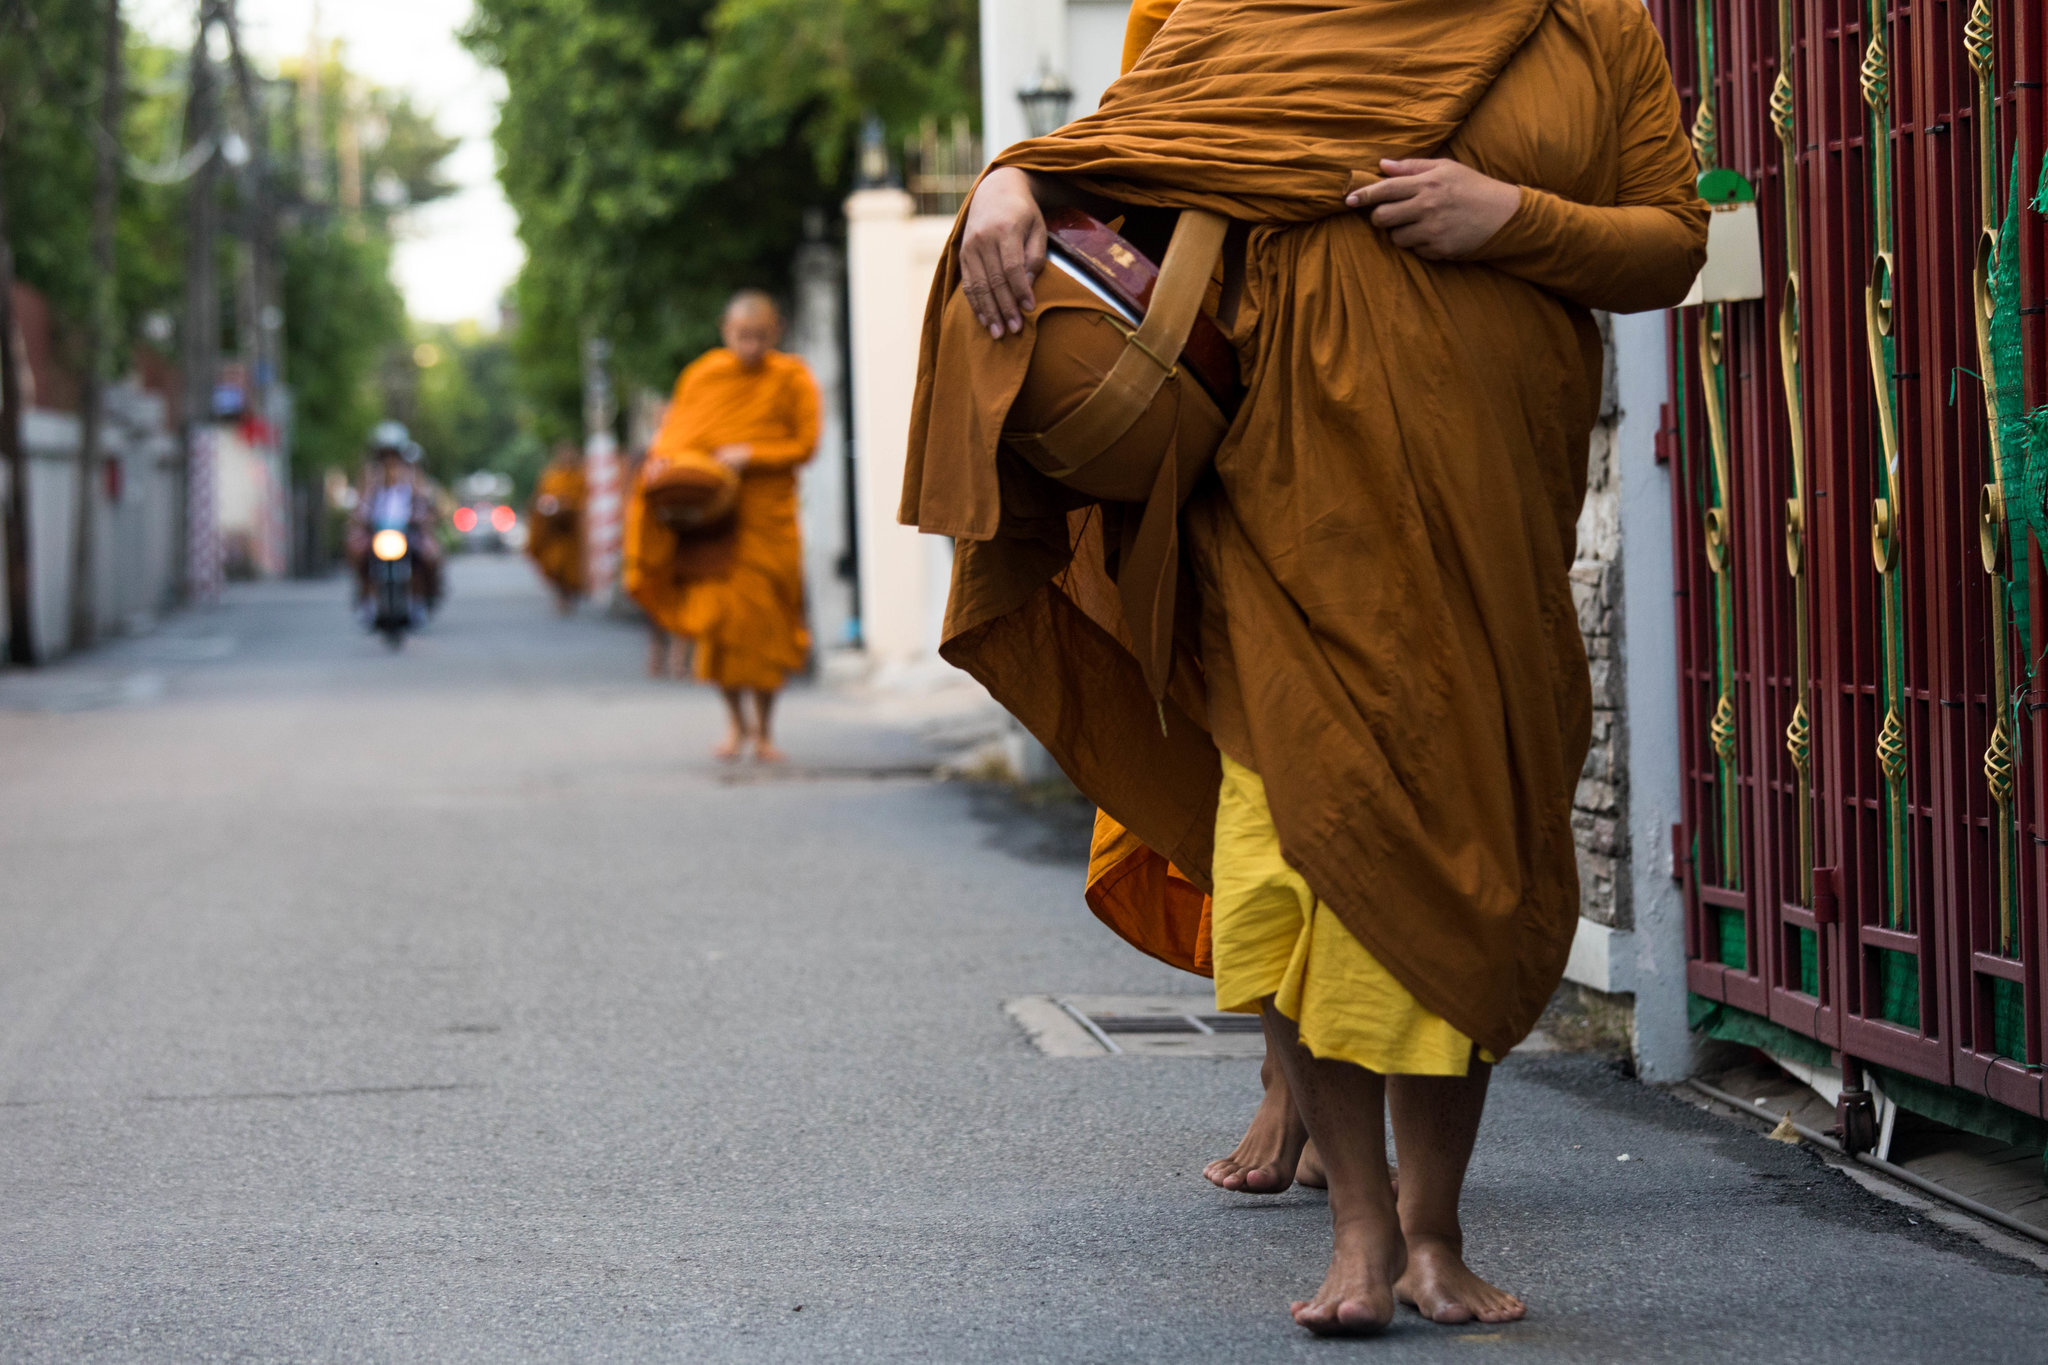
900 0 1706 1057
1084 0 1210 979
1120 0 1181 71
625 349 821 691
527 457 587 596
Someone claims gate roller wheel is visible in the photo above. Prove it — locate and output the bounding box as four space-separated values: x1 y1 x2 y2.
1837 1088 1878 1156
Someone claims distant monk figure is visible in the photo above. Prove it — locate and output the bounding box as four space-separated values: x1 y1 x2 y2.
624 290 820 762
526 443 587 614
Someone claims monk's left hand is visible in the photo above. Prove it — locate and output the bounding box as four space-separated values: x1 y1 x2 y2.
713 443 752 471
1348 159 1523 261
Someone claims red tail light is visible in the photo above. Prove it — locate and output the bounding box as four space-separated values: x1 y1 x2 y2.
490 505 516 533
453 506 478 533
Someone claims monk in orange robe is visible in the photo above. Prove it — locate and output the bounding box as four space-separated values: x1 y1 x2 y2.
624 291 820 761
526 443 587 613
906 0 1705 1334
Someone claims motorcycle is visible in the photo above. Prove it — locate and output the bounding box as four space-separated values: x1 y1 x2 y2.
366 515 423 648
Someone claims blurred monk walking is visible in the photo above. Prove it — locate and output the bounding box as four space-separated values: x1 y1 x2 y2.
526 443 587 613
624 291 820 762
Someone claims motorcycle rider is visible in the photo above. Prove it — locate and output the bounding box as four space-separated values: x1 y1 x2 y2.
345 421 445 620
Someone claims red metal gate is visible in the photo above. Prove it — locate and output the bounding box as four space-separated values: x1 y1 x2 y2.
1656 0 2048 1118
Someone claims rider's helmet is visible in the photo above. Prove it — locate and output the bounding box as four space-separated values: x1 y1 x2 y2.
371 420 411 456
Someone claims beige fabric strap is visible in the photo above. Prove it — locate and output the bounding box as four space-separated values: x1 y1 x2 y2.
1033 209 1230 475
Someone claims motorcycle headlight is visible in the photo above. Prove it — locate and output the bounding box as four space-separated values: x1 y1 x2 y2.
371 529 409 562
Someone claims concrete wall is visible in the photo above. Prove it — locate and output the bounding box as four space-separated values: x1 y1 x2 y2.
1572 321 1631 934
980 0 1134 158
215 426 287 580
19 411 82 661
0 383 182 662
1561 310 1694 1083
845 188 958 680
789 237 858 655
842 0 1131 678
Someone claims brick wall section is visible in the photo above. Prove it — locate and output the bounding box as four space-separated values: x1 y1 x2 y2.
1572 318 1632 931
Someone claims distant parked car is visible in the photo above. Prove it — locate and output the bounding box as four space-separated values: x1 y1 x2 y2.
452 471 519 553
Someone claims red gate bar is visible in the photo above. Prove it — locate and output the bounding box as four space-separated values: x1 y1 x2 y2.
1657 0 2048 1118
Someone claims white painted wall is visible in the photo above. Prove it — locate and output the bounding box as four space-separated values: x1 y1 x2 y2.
22 412 80 660
836 0 1133 682
1067 1 1133 121
844 188 958 679
980 0 1134 159
1561 310 1694 1082
0 383 181 663
1611 310 1694 1082
789 237 857 654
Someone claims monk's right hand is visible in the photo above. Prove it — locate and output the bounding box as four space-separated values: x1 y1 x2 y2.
959 167 1046 339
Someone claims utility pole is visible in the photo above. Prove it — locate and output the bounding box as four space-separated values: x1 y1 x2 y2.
298 3 324 204
0 91 33 665
222 0 287 576
335 72 361 215
180 0 223 603
581 335 621 602
72 0 124 651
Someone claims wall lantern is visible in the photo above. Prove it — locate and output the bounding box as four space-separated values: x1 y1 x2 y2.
1017 65 1074 139
856 113 896 189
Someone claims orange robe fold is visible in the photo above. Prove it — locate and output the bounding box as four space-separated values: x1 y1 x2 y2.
625 349 821 691
1121 0 1182 72
902 0 1706 1057
527 459 587 596
1089 0 1206 976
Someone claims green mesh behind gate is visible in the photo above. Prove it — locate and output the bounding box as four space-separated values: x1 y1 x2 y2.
1717 908 1747 969
1991 977 2029 1064
1989 156 2038 645
1877 949 1921 1030
1793 927 1819 997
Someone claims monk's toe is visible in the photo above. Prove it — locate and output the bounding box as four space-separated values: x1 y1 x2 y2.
1477 1296 1526 1324
1292 1298 1391 1338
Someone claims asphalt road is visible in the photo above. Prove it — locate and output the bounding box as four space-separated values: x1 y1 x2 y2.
4 557 2045 1363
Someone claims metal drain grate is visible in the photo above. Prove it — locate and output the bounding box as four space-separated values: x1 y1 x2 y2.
1003 995 1267 1057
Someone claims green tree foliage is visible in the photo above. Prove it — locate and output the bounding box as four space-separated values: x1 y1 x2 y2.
2 0 108 327
280 220 404 480
465 0 975 408
404 322 537 494
696 0 979 181
1 7 454 492
284 48 460 219
505 258 586 446
116 38 192 341
263 52 458 481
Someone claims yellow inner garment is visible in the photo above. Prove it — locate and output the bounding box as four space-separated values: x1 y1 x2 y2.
1211 755 1494 1076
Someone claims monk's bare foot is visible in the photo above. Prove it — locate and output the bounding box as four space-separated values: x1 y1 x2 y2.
1296 1140 1328 1190
1396 1236 1525 1325
1206 1055 1307 1193
752 740 788 764
714 727 748 762
1292 1211 1405 1337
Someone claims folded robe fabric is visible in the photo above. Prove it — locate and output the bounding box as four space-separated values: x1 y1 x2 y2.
901 0 1706 1058
625 348 821 692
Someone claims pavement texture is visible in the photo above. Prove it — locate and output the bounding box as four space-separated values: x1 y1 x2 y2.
3 557 2046 1364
